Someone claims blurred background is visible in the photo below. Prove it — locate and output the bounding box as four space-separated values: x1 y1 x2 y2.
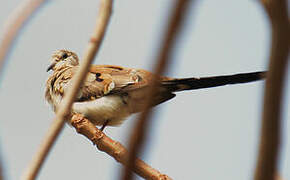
0 0 289 179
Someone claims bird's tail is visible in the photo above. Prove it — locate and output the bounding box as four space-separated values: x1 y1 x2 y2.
161 71 266 92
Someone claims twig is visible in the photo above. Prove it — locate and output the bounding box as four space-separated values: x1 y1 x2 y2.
71 114 172 180
0 1 47 179
0 0 47 75
0 156 3 180
254 0 289 180
122 1 193 179
21 0 113 179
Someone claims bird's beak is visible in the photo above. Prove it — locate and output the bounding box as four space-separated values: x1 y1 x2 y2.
47 60 57 72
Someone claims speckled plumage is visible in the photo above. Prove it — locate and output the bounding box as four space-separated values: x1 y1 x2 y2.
45 50 176 127
45 50 266 128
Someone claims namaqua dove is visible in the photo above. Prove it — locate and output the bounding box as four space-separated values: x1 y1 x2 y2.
45 49 266 130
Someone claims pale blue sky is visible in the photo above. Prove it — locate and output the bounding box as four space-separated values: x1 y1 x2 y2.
0 0 289 180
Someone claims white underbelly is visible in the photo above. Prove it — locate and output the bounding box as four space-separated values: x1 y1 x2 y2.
72 95 130 126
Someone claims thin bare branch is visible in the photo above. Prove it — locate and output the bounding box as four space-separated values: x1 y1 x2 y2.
71 114 172 180
0 156 3 180
0 1 47 179
21 0 113 179
0 0 47 75
122 1 194 179
254 0 289 180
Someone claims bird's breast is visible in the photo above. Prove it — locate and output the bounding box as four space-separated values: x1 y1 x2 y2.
72 95 130 126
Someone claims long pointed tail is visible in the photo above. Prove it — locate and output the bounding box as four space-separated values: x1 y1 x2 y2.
162 71 266 92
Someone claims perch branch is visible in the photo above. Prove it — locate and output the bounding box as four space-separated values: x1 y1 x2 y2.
0 0 47 74
254 0 289 180
71 114 172 180
21 0 113 179
122 1 193 179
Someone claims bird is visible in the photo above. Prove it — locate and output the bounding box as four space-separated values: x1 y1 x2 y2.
45 49 266 130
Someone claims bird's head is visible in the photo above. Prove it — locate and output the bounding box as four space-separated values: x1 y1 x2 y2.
47 49 79 72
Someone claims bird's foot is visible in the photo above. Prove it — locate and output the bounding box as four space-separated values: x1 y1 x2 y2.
100 120 109 131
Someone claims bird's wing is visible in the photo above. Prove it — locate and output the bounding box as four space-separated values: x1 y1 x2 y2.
78 65 155 101
56 65 175 113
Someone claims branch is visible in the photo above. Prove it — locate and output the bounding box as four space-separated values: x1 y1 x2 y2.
122 1 194 179
0 1 47 179
21 0 113 179
70 114 172 180
254 0 289 180
0 0 47 75
0 156 3 180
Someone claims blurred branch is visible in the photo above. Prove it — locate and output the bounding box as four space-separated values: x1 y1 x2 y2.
254 0 289 180
0 156 3 180
122 1 193 179
21 0 113 179
0 0 47 179
71 114 172 180
0 0 47 75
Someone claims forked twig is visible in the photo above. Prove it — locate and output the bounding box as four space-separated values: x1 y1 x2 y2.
122 1 193 179
21 0 113 179
254 0 289 180
71 114 172 180
0 0 47 74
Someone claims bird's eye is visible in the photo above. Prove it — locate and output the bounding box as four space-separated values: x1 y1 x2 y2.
61 53 68 59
